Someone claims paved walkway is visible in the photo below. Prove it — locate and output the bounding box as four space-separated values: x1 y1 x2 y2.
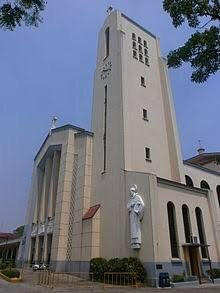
1 277 220 293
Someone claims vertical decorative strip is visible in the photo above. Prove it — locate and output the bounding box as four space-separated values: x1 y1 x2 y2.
66 154 78 261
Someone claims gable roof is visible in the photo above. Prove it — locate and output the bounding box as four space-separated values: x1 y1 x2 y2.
34 124 93 161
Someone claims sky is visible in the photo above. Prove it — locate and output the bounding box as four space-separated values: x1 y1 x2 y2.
0 0 219 231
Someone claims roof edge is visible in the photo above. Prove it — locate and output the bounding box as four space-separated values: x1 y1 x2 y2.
183 161 220 177
121 13 157 39
34 124 91 161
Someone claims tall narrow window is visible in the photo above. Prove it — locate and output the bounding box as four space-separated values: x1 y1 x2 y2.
185 175 194 187
167 202 179 258
133 50 137 59
216 186 220 207
141 76 146 87
103 85 108 172
182 205 191 243
139 54 143 62
195 207 207 258
143 109 148 121
200 180 210 190
145 147 151 160
105 27 110 58
144 48 148 56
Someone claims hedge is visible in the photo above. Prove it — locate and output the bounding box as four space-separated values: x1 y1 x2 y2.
90 257 146 282
207 268 220 279
1 269 20 279
172 274 185 282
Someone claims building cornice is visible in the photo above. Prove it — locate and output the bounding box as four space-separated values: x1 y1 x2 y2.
157 177 208 196
121 13 157 39
183 161 220 177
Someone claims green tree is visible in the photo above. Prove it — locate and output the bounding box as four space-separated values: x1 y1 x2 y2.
13 225 24 237
0 0 46 30
163 0 220 83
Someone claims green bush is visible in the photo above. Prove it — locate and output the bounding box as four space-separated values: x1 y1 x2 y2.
1 269 20 279
172 274 185 282
90 257 146 283
90 258 108 281
207 268 220 279
0 263 7 270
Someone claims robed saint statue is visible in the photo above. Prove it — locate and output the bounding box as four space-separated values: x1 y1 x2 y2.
127 184 144 249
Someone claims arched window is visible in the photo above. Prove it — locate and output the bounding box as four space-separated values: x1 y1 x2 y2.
105 27 110 58
195 207 207 258
167 202 179 258
200 180 210 190
185 175 194 188
216 186 220 207
182 205 191 243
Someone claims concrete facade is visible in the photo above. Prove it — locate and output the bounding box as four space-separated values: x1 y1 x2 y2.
20 10 220 286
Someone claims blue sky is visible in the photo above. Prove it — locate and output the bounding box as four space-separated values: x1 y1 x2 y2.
0 0 219 231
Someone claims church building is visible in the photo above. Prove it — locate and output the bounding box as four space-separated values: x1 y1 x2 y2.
19 10 220 286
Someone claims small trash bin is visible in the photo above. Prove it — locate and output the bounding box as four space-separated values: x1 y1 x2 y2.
158 272 170 288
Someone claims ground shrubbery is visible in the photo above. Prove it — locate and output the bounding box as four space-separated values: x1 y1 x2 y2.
90 257 146 283
172 274 185 282
1 268 20 279
0 263 7 270
207 268 220 279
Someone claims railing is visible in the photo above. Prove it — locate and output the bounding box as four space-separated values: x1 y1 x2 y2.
104 272 137 288
38 271 94 288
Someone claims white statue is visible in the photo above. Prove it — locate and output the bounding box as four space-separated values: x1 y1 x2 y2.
127 185 144 249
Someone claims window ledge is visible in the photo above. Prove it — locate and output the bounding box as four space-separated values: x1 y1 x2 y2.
201 258 209 262
140 60 144 63
171 259 182 265
133 56 138 60
141 84 146 88
145 158 152 162
143 118 149 122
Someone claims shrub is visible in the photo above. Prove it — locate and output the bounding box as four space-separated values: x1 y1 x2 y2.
172 274 185 282
172 274 184 283
207 268 220 279
0 263 7 270
90 258 108 281
90 257 146 283
1 268 20 279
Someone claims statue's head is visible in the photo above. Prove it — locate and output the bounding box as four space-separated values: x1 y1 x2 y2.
130 184 137 197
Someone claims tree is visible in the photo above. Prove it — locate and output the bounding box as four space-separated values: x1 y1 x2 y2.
0 0 46 31
13 225 24 237
163 0 220 83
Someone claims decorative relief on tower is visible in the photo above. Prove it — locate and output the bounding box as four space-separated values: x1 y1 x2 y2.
100 61 112 80
127 185 144 249
47 217 54 234
66 154 78 261
132 33 149 66
38 222 45 235
31 223 38 237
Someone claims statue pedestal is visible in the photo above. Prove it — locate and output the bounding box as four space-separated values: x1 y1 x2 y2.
131 243 141 249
